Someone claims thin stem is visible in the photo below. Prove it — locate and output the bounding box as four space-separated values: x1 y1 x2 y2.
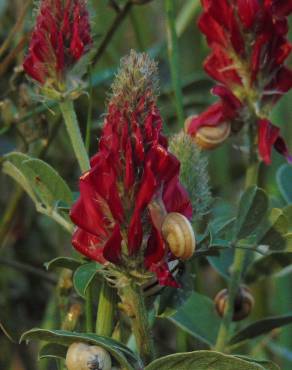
85 288 94 332
165 0 184 128
215 127 259 352
37 205 74 234
85 64 93 153
96 280 116 337
59 99 90 173
120 281 154 364
92 1 133 66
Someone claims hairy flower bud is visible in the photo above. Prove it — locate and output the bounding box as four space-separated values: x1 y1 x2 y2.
70 51 193 288
23 0 92 96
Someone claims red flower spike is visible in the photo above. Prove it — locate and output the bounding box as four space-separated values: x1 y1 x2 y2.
23 0 92 89
70 51 193 287
192 0 292 163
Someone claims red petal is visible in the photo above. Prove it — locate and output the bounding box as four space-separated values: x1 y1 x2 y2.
257 119 280 164
150 263 180 288
72 228 106 264
144 224 166 268
187 102 226 136
103 224 122 264
204 46 242 86
163 177 193 219
238 0 260 29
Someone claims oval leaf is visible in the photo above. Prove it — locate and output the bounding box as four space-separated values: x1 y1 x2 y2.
145 350 266 370
244 252 292 284
45 257 82 271
39 343 67 360
229 314 292 345
277 164 292 204
20 328 142 370
163 291 220 347
73 262 102 297
234 187 268 240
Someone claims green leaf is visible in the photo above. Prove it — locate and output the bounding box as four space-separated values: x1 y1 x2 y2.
277 164 292 204
73 262 102 298
157 265 193 317
244 252 292 283
163 291 220 347
45 257 82 271
39 343 67 360
234 187 269 240
2 152 38 203
254 208 288 252
283 205 292 232
22 158 73 207
235 356 280 370
145 350 266 370
20 328 142 370
229 314 292 345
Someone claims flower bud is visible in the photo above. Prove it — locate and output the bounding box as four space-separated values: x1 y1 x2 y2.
214 285 254 322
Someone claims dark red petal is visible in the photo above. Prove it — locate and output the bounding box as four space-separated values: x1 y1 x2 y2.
274 137 292 163
163 177 193 219
237 0 260 29
212 85 242 115
257 119 280 164
150 263 180 288
144 224 166 267
72 228 106 264
103 224 122 264
187 102 226 136
204 46 242 86
148 145 180 184
70 177 109 238
198 13 228 48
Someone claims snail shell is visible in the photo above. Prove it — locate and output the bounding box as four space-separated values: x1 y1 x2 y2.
185 115 231 150
214 285 254 322
161 213 196 260
66 342 112 370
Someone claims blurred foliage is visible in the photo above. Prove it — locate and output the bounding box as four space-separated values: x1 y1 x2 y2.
0 1 292 369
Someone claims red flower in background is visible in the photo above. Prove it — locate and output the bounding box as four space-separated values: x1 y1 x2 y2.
23 0 92 87
70 52 192 287
188 0 292 164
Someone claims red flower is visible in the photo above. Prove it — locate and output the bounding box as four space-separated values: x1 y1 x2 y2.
23 0 92 87
189 0 292 164
70 53 192 287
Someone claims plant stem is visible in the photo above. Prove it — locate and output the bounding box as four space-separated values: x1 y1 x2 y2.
120 281 154 365
96 280 116 337
215 130 259 352
59 99 90 173
165 0 184 128
85 64 93 153
85 288 94 332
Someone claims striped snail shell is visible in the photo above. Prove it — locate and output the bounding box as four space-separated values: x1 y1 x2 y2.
185 115 231 150
214 285 255 322
161 213 196 260
65 342 112 370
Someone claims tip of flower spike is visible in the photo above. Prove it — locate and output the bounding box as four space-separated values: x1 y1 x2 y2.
110 50 159 109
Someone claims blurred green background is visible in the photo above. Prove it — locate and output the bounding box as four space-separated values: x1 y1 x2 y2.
0 0 292 369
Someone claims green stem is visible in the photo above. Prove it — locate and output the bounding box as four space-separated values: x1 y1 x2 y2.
165 0 184 128
85 65 93 153
86 288 94 332
96 280 116 337
120 281 154 365
215 131 259 352
59 99 90 173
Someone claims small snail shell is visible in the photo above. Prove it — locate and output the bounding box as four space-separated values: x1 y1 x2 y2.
214 285 254 322
161 213 196 260
66 342 112 370
185 115 231 150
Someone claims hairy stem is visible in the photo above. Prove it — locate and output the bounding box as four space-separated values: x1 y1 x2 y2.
120 281 154 364
59 99 90 173
96 280 116 337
